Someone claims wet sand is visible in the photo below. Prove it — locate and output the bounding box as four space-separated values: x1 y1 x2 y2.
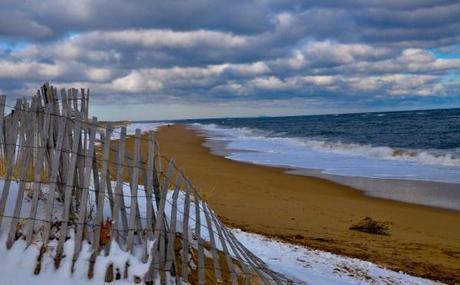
155 124 460 283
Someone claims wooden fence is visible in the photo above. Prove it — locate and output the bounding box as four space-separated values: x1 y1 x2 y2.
0 84 296 284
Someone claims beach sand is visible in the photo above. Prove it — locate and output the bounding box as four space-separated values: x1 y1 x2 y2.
153 124 460 283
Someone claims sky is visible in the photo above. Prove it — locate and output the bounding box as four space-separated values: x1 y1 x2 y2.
0 0 460 120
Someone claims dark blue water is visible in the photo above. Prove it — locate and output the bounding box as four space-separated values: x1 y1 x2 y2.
171 108 460 209
183 108 460 152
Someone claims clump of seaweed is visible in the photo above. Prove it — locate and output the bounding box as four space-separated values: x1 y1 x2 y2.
349 217 390 235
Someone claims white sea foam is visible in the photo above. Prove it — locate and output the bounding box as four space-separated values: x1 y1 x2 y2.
192 123 460 183
110 122 172 139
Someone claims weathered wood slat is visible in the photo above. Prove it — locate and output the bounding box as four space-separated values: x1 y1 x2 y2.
25 104 52 245
72 117 98 271
92 123 112 251
194 190 205 284
42 113 68 248
6 99 36 249
54 116 82 266
144 158 174 283
0 95 6 157
0 100 21 229
207 203 237 284
88 123 112 279
165 170 183 271
218 216 251 283
181 179 192 283
126 129 141 252
201 196 224 283
145 131 155 240
112 126 128 244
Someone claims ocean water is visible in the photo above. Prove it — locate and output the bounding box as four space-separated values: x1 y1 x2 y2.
180 108 460 185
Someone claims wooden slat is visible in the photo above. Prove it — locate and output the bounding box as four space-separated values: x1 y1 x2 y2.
25 104 52 245
0 100 21 230
88 123 112 279
126 129 141 252
194 191 205 284
201 194 224 283
92 123 112 251
181 179 192 283
207 203 237 284
6 99 36 249
72 117 98 271
112 127 128 243
42 113 68 248
218 216 251 283
54 116 82 265
224 222 279 284
0 95 6 158
165 170 183 271
145 131 155 240
144 158 174 283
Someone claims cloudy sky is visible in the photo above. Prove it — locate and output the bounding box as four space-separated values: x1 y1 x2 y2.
1 0 460 120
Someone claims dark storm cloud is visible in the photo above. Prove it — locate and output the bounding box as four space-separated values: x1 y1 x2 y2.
0 0 459 113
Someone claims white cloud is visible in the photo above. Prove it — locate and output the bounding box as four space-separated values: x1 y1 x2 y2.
303 41 390 64
83 29 250 49
111 72 163 93
86 68 113 82
0 60 64 79
250 76 287 90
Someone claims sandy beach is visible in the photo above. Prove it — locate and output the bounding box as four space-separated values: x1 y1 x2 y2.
153 124 460 283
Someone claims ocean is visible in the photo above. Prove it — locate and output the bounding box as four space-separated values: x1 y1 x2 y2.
175 108 460 210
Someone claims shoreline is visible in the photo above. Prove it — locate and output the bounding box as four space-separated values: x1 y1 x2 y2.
196 126 460 211
155 124 460 283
